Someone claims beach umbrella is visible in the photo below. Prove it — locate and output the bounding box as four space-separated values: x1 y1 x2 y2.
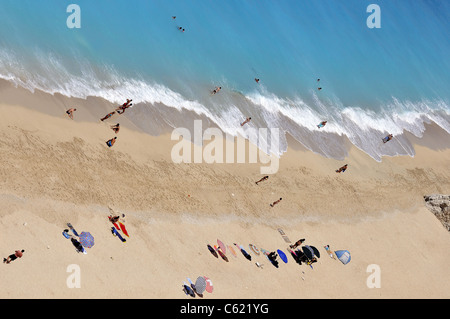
277 249 288 263
207 244 218 258
204 276 214 293
217 239 227 254
335 250 351 265
249 244 260 255
79 232 94 248
302 246 314 259
195 276 207 294
183 282 195 297
310 245 321 258
228 245 237 258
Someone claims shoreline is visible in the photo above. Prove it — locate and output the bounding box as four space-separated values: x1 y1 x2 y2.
1 78 449 163
0 86 449 299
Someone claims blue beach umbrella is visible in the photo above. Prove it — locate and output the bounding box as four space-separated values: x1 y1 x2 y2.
334 250 351 265
79 232 95 248
277 249 288 263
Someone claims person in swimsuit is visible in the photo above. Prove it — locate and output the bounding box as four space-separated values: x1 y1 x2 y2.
324 245 336 259
212 87 221 95
317 121 327 128
270 198 282 207
106 137 117 148
111 123 120 134
255 176 269 185
66 108 76 120
3 250 24 264
116 99 132 114
382 134 393 143
335 164 348 173
101 111 115 121
240 117 251 126
289 239 305 249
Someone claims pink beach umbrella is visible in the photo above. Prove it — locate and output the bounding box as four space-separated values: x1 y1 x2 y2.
204 276 213 293
217 239 226 254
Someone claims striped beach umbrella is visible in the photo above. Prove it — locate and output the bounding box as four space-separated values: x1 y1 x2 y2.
335 250 351 265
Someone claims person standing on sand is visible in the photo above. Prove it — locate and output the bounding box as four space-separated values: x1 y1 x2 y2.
270 198 282 207
66 108 76 120
101 111 115 121
111 123 120 134
255 176 269 185
240 117 251 127
106 136 117 148
335 164 348 173
3 250 24 264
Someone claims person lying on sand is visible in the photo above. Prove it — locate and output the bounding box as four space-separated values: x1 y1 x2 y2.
255 176 269 185
111 123 120 134
66 108 76 120
317 121 327 128
100 111 115 121
335 164 348 173
289 238 305 249
270 198 282 207
324 245 336 259
240 117 251 127
117 104 132 114
3 250 24 264
116 99 132 114
106 136 117 148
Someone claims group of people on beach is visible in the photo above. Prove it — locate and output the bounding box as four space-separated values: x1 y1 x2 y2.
65 98 131 148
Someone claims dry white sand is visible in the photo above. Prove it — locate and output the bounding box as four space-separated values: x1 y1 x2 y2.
0 90 449 299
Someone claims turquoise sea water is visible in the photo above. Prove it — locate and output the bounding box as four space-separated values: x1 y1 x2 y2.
0 0 449 160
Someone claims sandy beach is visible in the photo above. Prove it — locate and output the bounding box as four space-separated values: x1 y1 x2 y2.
0 84 449 299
